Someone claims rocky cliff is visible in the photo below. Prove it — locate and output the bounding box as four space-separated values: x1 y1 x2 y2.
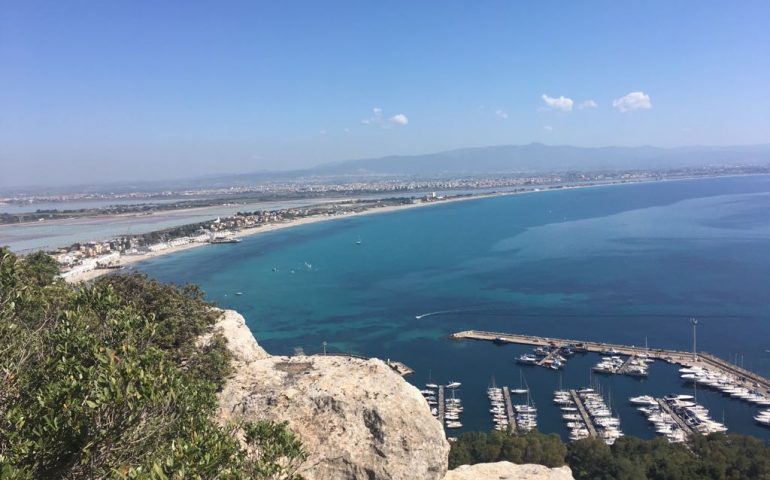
214 310 450 480
444 462 574 480
213 310 574 480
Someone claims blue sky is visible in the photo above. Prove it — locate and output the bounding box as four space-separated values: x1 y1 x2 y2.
2 1 769 186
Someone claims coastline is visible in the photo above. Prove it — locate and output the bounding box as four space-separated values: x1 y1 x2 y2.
60 172 767 284
63 192 500 283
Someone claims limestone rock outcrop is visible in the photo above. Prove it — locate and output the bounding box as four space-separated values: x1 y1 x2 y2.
213 309 270 363
215 310 450 480
443 461 574 480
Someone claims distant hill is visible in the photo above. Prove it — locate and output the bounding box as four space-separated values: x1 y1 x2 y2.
299 143 770 177
5 143 770 194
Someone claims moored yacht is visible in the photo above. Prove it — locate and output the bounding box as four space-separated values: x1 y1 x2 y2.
629 395 657 405
516 354 538 365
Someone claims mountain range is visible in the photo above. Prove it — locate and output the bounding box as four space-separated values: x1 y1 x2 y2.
297 143 770 177
6 143 770 194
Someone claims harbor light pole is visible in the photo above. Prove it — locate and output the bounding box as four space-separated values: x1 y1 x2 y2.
691 318 698 362
322 341 327 355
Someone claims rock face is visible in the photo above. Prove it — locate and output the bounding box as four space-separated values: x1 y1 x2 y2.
443 462 574 480
215 310 450 480
213 309 270 363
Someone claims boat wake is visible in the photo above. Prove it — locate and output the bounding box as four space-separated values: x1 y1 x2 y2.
415 309 469 319
414 305 745 320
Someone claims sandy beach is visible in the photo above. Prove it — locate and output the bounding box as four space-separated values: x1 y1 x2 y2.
63 192 501 284
60 173 730 284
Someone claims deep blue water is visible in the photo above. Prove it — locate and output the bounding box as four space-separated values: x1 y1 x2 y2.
138 175 770 442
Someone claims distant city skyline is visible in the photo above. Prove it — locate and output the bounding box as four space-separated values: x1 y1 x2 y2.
2 1 769 187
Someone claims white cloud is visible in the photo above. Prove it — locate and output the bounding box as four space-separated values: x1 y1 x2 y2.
578 99 598 109
544 125 553 131
541 94 573 112
362 107 408 127
389 113 409 125
612 91 651 112
495 109 509 120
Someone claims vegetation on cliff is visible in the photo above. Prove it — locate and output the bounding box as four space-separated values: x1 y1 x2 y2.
0 248 305 479
450 429 770 480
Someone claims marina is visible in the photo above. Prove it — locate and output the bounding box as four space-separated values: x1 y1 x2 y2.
555 387 626 444
486 383 509 431
501 386 516 430
451 330 770 393
511 388 538 433
568 390 597 438
655 397 694 437
421 382 465 431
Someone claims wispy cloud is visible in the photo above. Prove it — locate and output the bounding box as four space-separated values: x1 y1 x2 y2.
495 109 509 120
362 107 409 127
541 94 573 112
612 91 651 112
544 125 553 131
578 99 598 109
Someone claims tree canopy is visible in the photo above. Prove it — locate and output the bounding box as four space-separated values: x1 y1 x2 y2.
450 429 770 480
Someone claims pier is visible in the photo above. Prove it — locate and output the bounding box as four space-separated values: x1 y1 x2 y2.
569 390 597 437
451 330 770 392
437 386 445 426
656 399 694 436
537 349 559 367
617 355 637 374
502 386 517 430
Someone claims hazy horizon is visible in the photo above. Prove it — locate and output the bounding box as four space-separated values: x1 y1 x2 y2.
2 1 769 187
3 141 770 191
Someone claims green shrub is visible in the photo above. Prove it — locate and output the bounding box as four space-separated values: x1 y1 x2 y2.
0 248 305 479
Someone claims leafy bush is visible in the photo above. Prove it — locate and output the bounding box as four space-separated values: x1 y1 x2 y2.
0 248 305 479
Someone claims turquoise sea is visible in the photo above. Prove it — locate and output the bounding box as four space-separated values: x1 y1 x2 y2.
138 175 770 442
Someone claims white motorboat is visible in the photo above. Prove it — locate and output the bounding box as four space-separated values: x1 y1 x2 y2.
629 395 657 405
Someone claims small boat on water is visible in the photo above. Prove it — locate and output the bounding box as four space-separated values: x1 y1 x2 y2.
600 347 620 356
517 354 538 365
571 343 588 353
533 346 550 356
510 370 529 394
629 395 657 405
425 370 438 390
447 381 462 389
